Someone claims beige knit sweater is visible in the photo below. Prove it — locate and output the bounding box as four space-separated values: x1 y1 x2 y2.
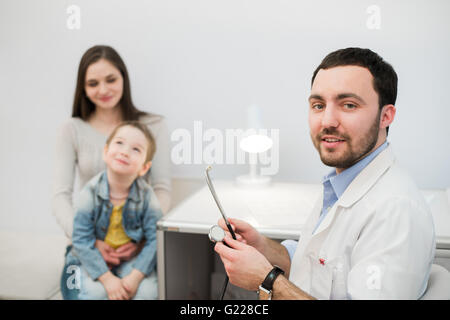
52 113 171 240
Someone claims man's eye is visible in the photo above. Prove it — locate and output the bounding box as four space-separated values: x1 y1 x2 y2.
312 104 324 110
344 103 357 109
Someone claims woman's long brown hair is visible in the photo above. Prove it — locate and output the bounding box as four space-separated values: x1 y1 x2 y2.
71 45 146 121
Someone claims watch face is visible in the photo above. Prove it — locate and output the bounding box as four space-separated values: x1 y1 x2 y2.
208 225 226 243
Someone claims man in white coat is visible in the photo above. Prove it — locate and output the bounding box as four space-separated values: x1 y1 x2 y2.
214 47 436 299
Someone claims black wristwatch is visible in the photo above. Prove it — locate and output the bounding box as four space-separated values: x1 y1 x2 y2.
257 265 284 300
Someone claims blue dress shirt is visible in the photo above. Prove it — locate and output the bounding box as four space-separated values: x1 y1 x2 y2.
282 141 389 259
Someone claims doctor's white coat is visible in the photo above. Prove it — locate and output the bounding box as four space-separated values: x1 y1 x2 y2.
289 145 436 299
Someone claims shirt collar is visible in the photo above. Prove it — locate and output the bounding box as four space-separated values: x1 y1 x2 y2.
322 141 389 198
96 171 140 202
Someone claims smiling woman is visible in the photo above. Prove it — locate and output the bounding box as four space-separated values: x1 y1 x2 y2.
84 60 124 111
52 45 171 300
72 45 144 123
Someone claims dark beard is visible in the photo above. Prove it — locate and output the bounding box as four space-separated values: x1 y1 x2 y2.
317 114 380 169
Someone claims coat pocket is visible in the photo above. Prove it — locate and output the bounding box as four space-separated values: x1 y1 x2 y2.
330 255 349 300
308 253 349 300
308 253 333 300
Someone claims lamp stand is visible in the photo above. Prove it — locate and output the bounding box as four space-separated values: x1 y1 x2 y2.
236 162 271 187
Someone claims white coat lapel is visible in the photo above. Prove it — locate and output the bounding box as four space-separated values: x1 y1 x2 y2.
312 145 395 236
339 144 395 207
313 204 338 236
305 191 323 234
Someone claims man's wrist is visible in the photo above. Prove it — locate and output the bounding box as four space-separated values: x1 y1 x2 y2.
253 235 268 255
258 265 285 300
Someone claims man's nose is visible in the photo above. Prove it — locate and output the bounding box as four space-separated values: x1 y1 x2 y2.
321 104 339 128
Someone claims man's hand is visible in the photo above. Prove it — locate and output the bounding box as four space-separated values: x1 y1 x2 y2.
98 271 130 300
218 218 292 275
214 235 273 291
217 218 266 253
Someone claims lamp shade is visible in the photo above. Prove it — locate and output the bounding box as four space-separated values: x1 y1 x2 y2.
239 134 273 154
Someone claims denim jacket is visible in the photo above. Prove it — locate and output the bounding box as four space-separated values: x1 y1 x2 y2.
72 171 163 280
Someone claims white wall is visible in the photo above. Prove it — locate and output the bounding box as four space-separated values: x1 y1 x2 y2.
1 0 449 233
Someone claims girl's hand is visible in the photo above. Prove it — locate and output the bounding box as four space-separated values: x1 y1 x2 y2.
121 269 145 299
98 272 130 300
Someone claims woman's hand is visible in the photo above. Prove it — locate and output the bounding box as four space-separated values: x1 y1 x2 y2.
95 240 141 266
95 240 120 267
112 242 140 262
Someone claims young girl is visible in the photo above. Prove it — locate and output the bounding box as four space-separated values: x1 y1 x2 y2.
72 121 162 300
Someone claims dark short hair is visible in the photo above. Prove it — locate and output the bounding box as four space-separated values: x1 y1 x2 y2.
311 48 398 134
106 121 156 163
72 45 147 121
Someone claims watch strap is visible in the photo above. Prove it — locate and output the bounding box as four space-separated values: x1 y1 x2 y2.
261 265 284 291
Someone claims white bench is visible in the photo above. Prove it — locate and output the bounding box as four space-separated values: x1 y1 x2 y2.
0 178 204 300
0 231 67 299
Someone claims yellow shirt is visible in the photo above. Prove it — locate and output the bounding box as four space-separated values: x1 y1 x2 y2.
104 204 132 249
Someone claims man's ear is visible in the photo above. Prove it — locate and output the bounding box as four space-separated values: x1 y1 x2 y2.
138 161 152 177
380 104 396 129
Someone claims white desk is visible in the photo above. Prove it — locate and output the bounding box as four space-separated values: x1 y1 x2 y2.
160 181 322 239
156 181 450 299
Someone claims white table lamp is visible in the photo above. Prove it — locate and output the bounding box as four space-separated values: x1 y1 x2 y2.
236 133 273 186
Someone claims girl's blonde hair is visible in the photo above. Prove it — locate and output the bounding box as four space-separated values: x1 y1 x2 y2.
106 121 156 163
